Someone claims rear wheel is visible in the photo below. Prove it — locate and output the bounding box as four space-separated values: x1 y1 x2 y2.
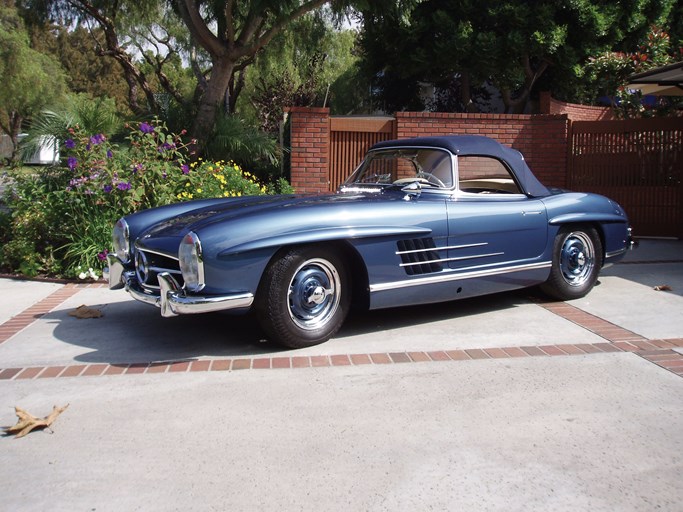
256 246 350 348
540 225 602 301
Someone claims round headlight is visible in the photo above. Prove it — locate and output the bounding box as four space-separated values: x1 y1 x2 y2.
112 218 130 262
179 231 205 292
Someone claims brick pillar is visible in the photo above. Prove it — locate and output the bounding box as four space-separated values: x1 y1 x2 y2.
287 107 330 194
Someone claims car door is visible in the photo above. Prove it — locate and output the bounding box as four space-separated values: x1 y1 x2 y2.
446 155 548 271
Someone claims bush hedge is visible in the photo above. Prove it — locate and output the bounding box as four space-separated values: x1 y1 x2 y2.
0 120 293 279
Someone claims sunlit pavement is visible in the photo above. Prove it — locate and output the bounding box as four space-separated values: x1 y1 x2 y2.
1 239 681 511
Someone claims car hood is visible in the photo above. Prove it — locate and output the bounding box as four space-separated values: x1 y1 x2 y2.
139 193 380 238
133 189 438 257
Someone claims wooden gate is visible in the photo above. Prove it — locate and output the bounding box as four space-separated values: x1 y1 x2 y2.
329 116 396 190
569 118 683 238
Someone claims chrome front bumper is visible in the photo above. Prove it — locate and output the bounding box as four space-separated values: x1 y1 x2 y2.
105 256 254 318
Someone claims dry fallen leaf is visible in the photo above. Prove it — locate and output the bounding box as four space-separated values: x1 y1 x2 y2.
653 285 673 292
69 305 103 319
3 404 69 439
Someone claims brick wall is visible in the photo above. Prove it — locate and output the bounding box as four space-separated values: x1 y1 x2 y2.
287 106 331 194
539 91 614 121
288 106 572 191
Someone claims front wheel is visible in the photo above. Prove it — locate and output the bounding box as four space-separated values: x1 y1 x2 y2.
256 246 351 349
540 226 602 301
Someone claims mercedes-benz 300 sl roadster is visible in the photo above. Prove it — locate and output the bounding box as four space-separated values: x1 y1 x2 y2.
106 135 633 348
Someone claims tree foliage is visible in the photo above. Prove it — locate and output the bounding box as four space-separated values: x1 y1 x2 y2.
29 25 135 117
244 12 363 131
584 26 683 118
0 2 66 160
357 0 677 113
16 0 351 148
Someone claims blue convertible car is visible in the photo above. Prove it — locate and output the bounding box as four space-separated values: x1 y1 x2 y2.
107 135 633 348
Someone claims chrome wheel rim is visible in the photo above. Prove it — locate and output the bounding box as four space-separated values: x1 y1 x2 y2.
288 258 341 330
560 232 595 287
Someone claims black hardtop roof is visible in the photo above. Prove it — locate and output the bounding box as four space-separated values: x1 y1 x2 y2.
371 135 517 158
369 135 550 197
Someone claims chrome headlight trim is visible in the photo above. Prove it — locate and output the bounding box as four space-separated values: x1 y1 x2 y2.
179 231 205 292
112 218 130 263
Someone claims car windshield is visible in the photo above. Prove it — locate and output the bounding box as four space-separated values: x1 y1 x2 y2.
344 148 454 189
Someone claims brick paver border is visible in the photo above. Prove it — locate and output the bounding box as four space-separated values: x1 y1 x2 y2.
0 281 682 380
1 338 682 381
0 283 94 344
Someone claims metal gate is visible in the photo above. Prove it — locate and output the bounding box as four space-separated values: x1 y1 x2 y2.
569 118 683 238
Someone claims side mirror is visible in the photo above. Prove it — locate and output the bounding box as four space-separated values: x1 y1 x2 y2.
401 181 422 201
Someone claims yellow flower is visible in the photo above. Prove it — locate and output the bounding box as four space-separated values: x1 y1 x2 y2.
197 188 202 194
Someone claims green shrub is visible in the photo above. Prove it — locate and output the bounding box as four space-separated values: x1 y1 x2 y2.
0 119 295 279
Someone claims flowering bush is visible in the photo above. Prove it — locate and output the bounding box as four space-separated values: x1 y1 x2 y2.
0 120 294 279
176 159 265 200
586 26 682 118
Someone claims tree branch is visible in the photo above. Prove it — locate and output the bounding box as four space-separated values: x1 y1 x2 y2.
236 0 328 59
175 0 225 58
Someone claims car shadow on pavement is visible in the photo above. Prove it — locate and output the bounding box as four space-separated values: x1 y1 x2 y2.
41 289 531 364
337 290 530 338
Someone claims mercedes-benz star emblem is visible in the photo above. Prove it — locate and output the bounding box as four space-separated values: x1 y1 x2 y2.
136 250 149 284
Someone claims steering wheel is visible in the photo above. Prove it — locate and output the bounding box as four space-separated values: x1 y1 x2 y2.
416 171 446 188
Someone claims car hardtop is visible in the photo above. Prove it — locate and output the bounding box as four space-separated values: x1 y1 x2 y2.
369 135 551 198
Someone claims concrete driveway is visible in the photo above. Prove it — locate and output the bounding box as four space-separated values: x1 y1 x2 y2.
1 239 682 511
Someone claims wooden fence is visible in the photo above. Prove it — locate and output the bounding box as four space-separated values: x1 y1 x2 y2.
329 117 396 190
569 118 683 238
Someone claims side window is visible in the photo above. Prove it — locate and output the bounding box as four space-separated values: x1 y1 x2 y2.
457 156 522 194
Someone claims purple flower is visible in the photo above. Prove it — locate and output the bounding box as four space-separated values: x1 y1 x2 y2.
106 150 113 159
65 139 75 149
181 164 190 175
157 142 176 153
68 156 78 170
90 134 105 145
97 249 109 261
103 184 113 194
117 182 132 191
140 122 154 134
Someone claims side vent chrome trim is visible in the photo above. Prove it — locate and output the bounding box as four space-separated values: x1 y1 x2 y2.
396 239 443 275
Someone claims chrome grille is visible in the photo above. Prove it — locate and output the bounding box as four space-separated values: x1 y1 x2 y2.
134 248 183 290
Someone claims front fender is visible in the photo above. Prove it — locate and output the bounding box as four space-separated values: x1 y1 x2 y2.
219 225 432 257
548 212 628 225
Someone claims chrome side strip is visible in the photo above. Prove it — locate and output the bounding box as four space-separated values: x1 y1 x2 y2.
396 242 487 255
399 252 504 267
370 261 552 292
606 247 628 258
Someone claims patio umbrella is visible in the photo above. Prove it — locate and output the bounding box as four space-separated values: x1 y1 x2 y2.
627 61 683 96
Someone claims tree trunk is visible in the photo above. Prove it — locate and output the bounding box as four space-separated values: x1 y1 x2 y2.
459 71 479 113
192 57 236 147
4 111 23 164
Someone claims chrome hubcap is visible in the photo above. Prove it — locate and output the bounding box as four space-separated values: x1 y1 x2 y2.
288 258 341 330
560 232 595 287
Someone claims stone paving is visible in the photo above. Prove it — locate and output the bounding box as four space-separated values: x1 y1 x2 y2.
0 239 681 511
